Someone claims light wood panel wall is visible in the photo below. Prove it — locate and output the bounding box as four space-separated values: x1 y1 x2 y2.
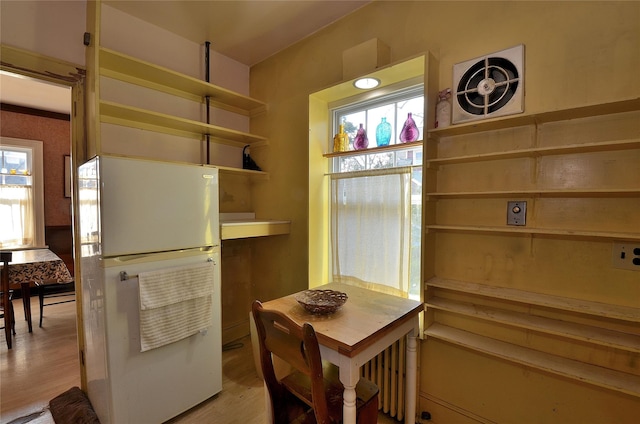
421 107 640 422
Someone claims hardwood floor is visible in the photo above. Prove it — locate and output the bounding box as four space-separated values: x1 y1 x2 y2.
1 299 398 423
1 296 80 424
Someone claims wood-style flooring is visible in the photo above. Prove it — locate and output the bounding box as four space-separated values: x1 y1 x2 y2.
1 296 80 424
1 298 397 423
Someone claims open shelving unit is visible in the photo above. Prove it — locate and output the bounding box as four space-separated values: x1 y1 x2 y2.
99 47 266 116
426 225 640 242
426 138 640 166
425 277 640 398
427 98 640 140
425 323 640 397
423 97 640 398
87 7 288 240
92 43 269 178
426 188 640 198
423 98 640 242
99 100 267 147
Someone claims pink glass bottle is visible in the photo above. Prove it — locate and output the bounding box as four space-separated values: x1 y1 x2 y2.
399 112 419 143
353 123 369 150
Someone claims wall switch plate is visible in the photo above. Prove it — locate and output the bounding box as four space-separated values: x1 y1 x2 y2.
507 201 527 226
612 242 640 271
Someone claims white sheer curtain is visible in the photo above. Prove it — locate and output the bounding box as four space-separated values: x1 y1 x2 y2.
330 167 412 298
0 184 35 248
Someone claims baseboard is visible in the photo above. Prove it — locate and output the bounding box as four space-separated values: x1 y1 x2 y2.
222 318 250 345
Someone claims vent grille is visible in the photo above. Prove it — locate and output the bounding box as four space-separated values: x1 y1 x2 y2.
453 45 524 124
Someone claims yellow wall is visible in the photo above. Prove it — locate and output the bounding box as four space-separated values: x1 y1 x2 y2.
4 1 638 420
249 1 639 422
250 0 639 297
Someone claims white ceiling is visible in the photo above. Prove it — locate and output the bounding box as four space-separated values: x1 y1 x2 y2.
104 0 371 67
0 71 72 114
0 0 370 114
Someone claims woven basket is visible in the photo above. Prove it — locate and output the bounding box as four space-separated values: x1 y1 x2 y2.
295 289 348 315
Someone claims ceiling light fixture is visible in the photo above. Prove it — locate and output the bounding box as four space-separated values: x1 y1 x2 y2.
353 77 380 90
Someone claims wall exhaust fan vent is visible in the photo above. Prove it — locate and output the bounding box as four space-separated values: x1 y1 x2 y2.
452 44 524 124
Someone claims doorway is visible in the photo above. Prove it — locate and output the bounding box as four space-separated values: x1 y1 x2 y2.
0 71 74 263
0 52 86 419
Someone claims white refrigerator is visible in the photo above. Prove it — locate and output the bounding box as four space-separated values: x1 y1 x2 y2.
78 156 222 424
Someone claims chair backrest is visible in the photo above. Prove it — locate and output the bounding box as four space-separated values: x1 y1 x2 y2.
1 251 12 309
252 300 331 424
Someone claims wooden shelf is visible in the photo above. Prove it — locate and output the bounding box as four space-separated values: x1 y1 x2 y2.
99 47 267 116
426 277 640 323
422 100 640 404
216 165 269 179
425 323 640 398
426 188 640 199
323 140 422 158
219 213 290 240
220 220 291 240
96 48 269 174
426 224 640 241
100 100 268 147
427 98 640 140
426 296 640 353
426 138 640 166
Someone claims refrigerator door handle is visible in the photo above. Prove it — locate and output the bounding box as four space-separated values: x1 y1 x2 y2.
118 256 216 281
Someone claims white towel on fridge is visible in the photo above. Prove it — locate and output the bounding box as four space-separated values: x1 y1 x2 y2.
138 262 214 352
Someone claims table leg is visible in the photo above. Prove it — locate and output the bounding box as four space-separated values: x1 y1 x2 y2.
339 361 359 424
405 329 418 424
20 282 32 333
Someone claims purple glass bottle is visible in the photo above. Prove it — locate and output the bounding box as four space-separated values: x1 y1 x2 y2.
399 112 419 143
354 123 369 150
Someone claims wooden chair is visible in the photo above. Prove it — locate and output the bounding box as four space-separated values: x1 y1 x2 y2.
36 279 75 327
1 290 16 349
252 300 379 424
1 251 15 349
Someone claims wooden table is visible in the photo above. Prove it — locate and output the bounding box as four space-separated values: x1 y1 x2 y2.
0 249 73 336
262 283 423 424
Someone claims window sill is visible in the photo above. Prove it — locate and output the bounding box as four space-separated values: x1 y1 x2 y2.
323 140 422 158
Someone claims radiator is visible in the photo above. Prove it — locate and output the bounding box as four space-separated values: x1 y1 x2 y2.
361 337 406 420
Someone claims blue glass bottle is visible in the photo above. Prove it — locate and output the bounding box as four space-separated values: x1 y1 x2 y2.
375 117 392 146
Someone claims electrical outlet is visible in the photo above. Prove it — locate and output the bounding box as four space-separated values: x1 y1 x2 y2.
507 201 527 226
612 242 640 271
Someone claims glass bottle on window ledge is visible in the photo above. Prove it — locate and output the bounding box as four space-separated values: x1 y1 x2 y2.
353 123 369 150
333 124 349 152
399 112 419 143
375 117 392 146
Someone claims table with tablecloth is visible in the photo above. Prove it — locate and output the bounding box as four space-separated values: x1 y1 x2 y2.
1 248 73 335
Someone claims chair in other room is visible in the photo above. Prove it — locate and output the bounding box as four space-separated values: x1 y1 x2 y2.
1 251 16 349
37 279 75 327
252 300 379 424
1 290 16 349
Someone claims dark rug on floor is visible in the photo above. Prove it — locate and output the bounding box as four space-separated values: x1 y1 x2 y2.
6 409 47 424
49 387 100 424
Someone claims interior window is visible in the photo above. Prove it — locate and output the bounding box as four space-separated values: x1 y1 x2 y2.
330 86 423 300
0 137 45 249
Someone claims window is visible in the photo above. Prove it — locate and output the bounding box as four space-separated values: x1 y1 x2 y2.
329 86 423 300
0 137 45 249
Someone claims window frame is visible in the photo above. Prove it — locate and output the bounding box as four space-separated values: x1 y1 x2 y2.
0 136 46 249
308 55 428 299
327 86 424 300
